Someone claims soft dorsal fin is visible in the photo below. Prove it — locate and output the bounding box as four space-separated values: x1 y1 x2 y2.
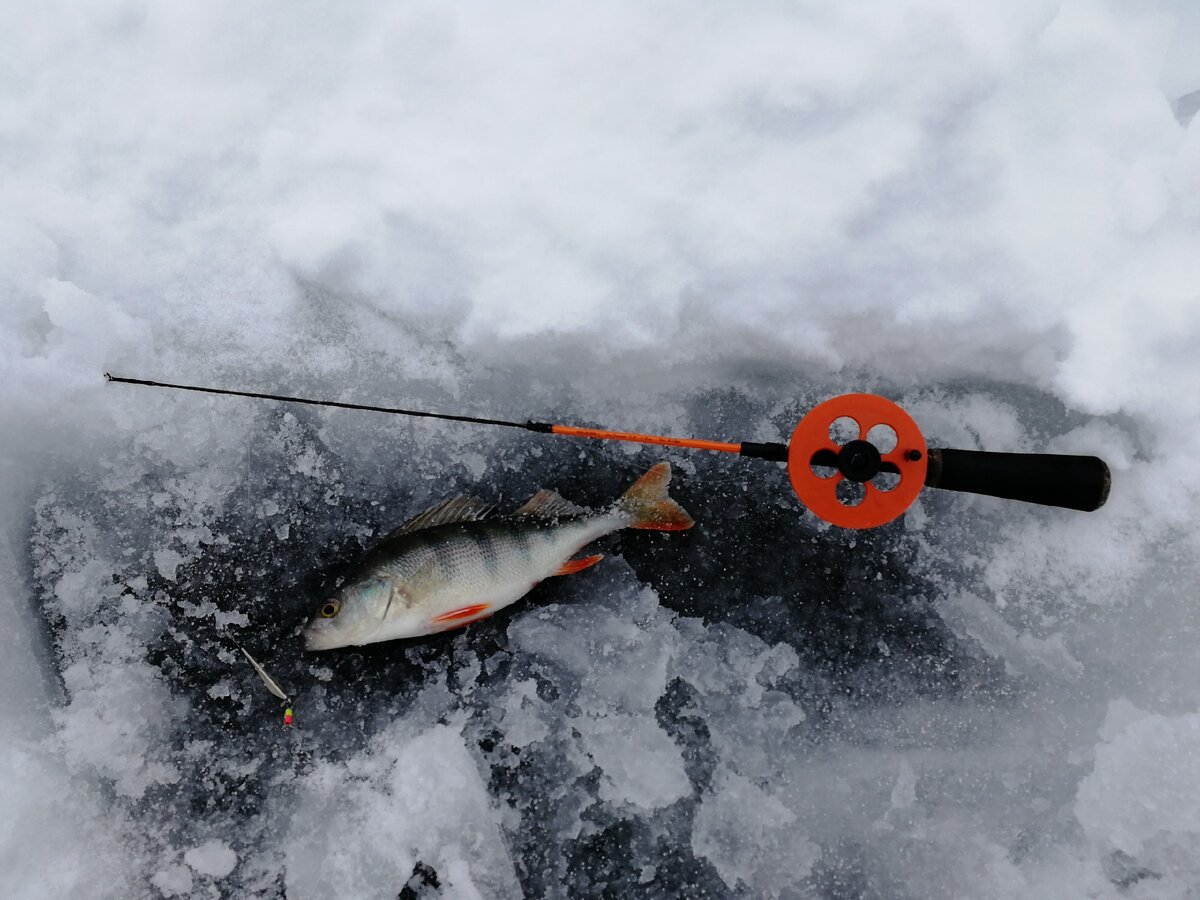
387 495 496 538
514 489 588 520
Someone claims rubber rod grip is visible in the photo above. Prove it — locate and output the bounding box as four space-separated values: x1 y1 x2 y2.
924 449 1110 512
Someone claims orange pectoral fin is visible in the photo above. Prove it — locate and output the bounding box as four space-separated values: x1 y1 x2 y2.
431 603 493 626
554 554 604 576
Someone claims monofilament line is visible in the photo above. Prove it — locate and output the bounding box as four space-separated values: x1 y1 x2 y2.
104 373 546 431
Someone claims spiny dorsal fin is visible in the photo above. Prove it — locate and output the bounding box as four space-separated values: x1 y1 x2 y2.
514 489 588 520
388 495 496 537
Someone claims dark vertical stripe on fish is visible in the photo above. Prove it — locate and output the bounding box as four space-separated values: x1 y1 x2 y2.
515 528 535 564
534 522 562 559
481 530 502 578
408 532 441 580
404 532 432 554
434 534 461 578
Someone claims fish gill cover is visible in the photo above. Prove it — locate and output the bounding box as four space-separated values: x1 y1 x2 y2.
2 2 1200 898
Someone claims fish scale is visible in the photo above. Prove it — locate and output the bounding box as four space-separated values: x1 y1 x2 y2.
303 463 694 649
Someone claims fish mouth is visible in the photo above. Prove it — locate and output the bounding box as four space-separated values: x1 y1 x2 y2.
303 618 385 651
303 624 343 652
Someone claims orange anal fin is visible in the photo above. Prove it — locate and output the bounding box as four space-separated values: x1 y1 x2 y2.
553 554 604 577
431 603 492 625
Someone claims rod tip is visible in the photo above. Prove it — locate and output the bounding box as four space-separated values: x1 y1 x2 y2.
103 372 113 382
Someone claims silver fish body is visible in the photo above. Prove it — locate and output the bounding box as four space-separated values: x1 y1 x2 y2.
304 463 692 650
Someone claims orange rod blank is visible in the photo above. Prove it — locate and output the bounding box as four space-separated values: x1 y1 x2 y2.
549 424 744 455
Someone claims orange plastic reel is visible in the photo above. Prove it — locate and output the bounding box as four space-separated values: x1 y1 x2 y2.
787 393 928 529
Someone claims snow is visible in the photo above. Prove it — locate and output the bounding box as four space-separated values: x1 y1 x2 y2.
3 0 1200 897
1076 703 1200 870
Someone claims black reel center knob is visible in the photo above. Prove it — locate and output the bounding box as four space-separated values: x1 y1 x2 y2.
837 439 882 483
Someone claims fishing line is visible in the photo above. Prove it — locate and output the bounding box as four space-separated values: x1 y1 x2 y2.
105 373 539 432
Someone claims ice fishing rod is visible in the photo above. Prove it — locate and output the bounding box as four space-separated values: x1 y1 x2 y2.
106 374 1110 530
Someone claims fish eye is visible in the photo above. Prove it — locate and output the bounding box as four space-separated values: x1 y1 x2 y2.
320 599 341 618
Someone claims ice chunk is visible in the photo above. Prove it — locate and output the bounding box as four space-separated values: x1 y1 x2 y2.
578 713 690 811
284 722 520 900
499 678 549 747
671 621 807 784
54 652 186 800
183 840 237 878
153 549 185 582
692 767 819 896
509 574 678 715
150 864 193 897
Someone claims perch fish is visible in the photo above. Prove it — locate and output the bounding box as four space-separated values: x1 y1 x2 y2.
303 462 693 650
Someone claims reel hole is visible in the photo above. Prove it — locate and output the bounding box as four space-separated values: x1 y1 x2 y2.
829 416 859 445
809 448 839 480
865 424 897 454
835 479 865 507
872 471 901 493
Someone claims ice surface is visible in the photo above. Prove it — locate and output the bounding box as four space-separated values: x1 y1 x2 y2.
3 1 1200 897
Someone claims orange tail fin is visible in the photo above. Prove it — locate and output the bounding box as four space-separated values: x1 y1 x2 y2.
617 462 694 531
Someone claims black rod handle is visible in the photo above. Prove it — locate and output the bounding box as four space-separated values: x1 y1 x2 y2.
925 449 1110 512
739 441 789 462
